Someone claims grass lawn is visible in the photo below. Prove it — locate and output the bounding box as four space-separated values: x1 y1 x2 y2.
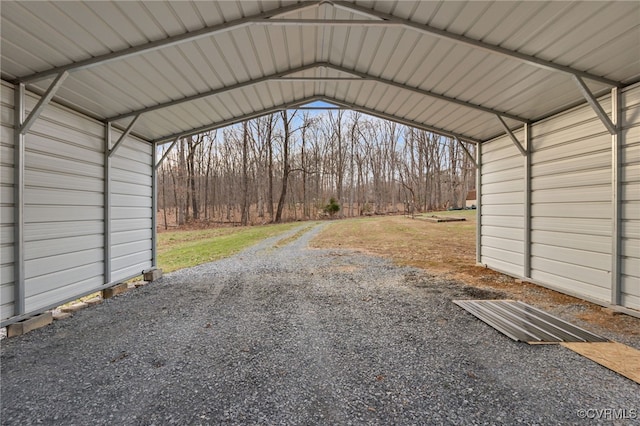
157 222 301 273
310 212 640 338
311 210 478 275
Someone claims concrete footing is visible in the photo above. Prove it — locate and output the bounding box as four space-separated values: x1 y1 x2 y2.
143 268 163 282
61 302 88 313
102 282 129 299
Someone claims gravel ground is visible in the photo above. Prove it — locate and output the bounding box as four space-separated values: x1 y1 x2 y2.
1 223 638 425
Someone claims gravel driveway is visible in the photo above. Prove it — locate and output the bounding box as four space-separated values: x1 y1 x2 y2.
1 224 638 425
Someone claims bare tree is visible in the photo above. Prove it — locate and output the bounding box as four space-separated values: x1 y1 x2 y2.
274 110 297 223
157 109 477 227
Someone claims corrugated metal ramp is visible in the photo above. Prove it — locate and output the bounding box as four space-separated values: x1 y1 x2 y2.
454 300 607 344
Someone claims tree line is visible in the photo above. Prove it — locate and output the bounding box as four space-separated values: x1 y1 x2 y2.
157 109 476 228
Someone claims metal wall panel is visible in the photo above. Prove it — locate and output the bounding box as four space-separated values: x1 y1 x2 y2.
529 93 613 303
22 91 105 313
0 80 155 323
0 81 15 319
480 133 524 276
621 83 640 310
479 85 639 314
110 132 153 283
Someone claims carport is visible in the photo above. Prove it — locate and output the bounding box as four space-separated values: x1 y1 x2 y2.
1 0 639 326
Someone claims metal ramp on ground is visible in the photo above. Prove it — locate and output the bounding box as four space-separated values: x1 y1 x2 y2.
453 300 607 344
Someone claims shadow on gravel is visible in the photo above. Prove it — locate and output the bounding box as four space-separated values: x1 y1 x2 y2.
404 271 506 300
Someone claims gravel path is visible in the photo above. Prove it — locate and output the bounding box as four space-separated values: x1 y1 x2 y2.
1 223 638 425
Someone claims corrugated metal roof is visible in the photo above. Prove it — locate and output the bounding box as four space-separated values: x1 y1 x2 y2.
454 300 607 343
2 1 639 144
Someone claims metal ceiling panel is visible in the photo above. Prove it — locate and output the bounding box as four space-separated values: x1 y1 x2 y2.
1 4 75 74
2 1 639 144
92 2 163 44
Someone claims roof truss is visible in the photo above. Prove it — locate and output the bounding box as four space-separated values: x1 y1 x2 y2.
17 1 620 88
152 94 483 146
9 0 627 147
108 62 528 126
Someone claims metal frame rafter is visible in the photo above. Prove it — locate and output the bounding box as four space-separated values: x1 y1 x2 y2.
455 137 478 168
108 114 140 156
152 94 482 145
573 75 617 135
17 1 321 84
107 62 527 134
155 138 180 170
322 64 528 123
331 1 620 87
107 63 323 122
496 115 526 156
153 97 325 144
325 97 481 144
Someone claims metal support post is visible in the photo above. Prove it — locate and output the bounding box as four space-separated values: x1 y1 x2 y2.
13 84 26 315
11 73 68 316
155 138 179 170
109 115 140 157
476 142 482 265
19 72 69 135
611 87 622 305
151 144 158 268
573 75 617 135
104 122 112 285
455 137 479 168
496 115 526 156
523 123 532 279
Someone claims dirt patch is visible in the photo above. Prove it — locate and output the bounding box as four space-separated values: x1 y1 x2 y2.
311 214 640 343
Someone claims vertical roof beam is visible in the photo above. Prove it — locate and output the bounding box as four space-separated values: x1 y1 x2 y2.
496 115 526 156
573 75 617 135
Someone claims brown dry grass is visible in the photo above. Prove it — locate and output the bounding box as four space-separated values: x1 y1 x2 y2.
311 212 640 341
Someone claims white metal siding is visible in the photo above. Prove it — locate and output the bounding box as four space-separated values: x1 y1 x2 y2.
479 87 640 313
480 132 524 276
0 82 15 319
23 90 105 313
110 132 153 282
529 94 613 303
621 84 640 310
0 80 155 323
